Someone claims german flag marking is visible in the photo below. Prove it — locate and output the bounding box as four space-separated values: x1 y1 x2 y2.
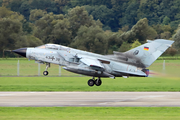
144 47 149 51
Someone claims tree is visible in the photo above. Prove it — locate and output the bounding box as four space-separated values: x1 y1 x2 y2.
121 25 129 32
173 28 180 49
0 0 3 6
118 42 131 52
33 12 72 45
0 6 44 57
29 9 47 22
52 0 70 13
85 5 114 31
131 39 141 49
160 32 171 39
19 1 30 19
106 31 123 53
51 18 72 45
168 47 177 56
0 6 13 18
26 35 43 47
130 18 157 42
120 1 139 28
1 0 11 7
152 24 173 39
162 16 170 25
0 6 25 23
8 0 22 13
71 26 108 54
117 18 157 44
30 0 58 14
33 13 59 43
69 0 111 8
111 0 128 30
0 18 28 52
66 6 102 38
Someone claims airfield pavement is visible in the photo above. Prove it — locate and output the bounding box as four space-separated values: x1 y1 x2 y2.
0 92 180 107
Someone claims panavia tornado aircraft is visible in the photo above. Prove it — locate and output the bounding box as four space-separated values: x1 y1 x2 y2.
12 39 174 86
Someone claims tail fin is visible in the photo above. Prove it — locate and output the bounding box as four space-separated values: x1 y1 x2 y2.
123 39 174 68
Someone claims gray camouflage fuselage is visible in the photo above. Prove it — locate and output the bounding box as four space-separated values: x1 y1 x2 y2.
22 39 174 78
26 44 138 78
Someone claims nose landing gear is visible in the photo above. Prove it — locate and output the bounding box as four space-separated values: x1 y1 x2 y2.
43 63 50 76
43 71 49 76
87 77 102 87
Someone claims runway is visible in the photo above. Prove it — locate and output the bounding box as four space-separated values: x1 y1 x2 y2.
0 92 180 107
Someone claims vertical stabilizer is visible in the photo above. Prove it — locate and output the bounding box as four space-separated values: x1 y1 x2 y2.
124 39 174 68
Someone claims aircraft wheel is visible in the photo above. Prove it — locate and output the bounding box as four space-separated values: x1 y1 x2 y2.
88 79 95 87
95 79 102 86
43 71 49 76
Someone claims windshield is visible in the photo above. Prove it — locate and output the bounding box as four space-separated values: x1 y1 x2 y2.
36 44 60 50
36 45 46 49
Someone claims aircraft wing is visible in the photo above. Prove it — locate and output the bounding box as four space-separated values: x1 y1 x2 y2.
114 69 147 77
80 57 105 71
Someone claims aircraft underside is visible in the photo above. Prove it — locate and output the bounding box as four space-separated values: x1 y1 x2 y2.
41 62 148 87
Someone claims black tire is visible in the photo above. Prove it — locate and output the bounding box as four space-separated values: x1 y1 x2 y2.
88 79 95 87
43 71 48 76
95 79 102 86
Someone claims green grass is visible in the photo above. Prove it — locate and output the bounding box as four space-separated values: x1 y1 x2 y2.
0 59 180 91
158 56 180 60
0 77 180 91
0 59 180 119
0 107 180 120
148 60 180 77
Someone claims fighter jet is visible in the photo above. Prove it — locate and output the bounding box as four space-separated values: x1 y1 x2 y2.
12 39 174 86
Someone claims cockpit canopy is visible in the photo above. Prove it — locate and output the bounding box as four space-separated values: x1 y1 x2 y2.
36 44 60 50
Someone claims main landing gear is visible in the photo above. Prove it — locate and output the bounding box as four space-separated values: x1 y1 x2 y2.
43 63 50 76
88 77 102 87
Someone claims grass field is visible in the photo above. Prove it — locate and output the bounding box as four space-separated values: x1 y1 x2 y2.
0 59 180 91
148 60 180 78
0 107 180 120
0 77 180 91
0 59 180 119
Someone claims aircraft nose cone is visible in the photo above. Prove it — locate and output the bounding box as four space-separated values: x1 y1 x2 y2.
12 48 27 57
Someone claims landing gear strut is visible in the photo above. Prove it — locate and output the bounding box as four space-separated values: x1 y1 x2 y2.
95 78 102 86
87 77 102 87
43 63 50 76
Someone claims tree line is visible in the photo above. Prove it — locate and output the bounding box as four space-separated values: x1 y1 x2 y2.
2 0 180 31
1 0 180 57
